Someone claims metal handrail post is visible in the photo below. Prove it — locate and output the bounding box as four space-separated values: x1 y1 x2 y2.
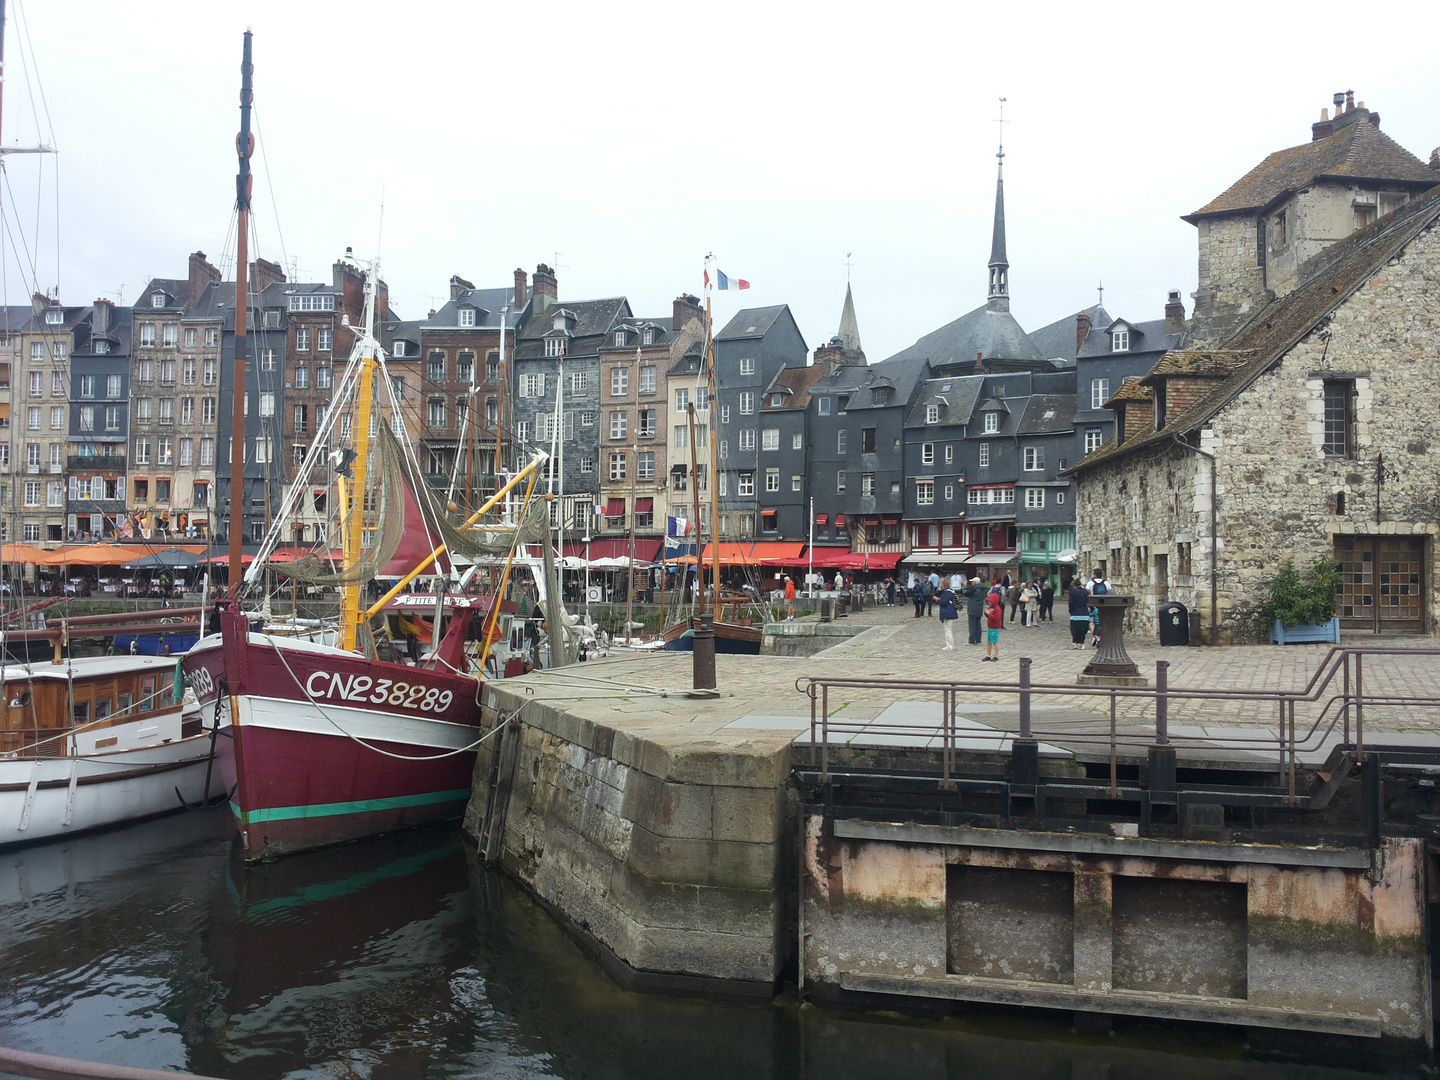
1356 654 1365 761
1018 657 1032 740
809 685 817 767
1109 691 1118 797
1287 698 1297 805
1343 652 1351 744
1155 659 1169 744
820 683 829 783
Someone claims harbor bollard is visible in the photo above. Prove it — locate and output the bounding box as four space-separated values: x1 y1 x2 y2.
693 612 716 691
1011 656 1039 786
1155 660 1169 744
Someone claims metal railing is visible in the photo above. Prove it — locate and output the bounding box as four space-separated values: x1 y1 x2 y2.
797 645 1440 806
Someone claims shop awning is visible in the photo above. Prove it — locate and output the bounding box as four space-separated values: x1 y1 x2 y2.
695 541 806 566
604 498 625 516
864 516 881 526
634 497 654 513
882 515 901 525
966 553 1020 566
902 553 972 565
808 549 902 571
563 538 662 562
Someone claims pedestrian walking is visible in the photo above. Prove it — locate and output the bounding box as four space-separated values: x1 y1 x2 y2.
1019 581 1038 626
912 576 926 619
834 570 845 593
1006 582 1021 623
1090 604 1102 648
938 577 959 650
885 577 896 605
983 587 1004 662
963 576 986 645
922 574 936 617
1067 579 1091 649
1039 579 1055 622
783 575 796 621
1086 569 1111 595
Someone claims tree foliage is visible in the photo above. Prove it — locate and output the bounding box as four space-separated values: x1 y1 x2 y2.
1261 556 1342 629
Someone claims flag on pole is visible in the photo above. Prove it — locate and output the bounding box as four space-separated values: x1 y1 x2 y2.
716 269 750 291
667 515 695 538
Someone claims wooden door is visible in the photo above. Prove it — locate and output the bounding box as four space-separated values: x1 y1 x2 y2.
1334 535 1426 633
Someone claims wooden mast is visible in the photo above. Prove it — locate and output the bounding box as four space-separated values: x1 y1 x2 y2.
227 31 254 598
705 292 720 608
339 278 378 652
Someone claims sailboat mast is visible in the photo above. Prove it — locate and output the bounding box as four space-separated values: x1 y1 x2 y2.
705 294 720 607
339 277 379 652
227 31 254 599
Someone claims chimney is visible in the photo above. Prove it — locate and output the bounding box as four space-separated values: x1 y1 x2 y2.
975 350 985 375
1164 289 1185 335
673 294 703 332
449 274 474 302
532 263 557 316
188 251 221 306
93 298 113 336
1345 89 1355 112
1075 309 1092 354
249 257 286 293
814 338 845 376
31 291 48 318
513 268 528 312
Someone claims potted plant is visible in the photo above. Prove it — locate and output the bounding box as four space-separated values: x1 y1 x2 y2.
1262 556 1342 644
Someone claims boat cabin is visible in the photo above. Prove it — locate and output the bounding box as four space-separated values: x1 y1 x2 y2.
0 655 194 758
375 592 518 671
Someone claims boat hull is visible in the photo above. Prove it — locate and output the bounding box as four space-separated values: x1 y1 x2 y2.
112 632 200 656
662 618 764 655
0 733 225 849
183 611 484 860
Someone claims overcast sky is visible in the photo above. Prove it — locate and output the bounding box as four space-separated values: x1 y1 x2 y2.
4 1 1438 361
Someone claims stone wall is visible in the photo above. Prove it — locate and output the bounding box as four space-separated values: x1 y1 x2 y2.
1079 218 1440 642
1193 216 1266 346
803 818 1431 1044
462 682 795 990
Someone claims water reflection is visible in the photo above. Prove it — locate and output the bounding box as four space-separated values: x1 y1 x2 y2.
0 815 1416 1079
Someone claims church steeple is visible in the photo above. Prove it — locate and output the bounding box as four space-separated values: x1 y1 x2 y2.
986 140 1009 313
837 281 865 364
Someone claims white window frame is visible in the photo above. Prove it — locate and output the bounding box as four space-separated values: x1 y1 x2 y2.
1023 446 1044 472
978 442 989 467
983 411 998 434
921 442 934 465
1090 378 1110 410
739 358 755 376
761 428 779 451
916 480 934 506
1024 487 1045 509
1111 330 1129 352
739 391 754 415
459 307 477 328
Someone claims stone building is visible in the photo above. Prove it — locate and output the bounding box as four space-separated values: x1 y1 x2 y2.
1072 164 1440 640
15 295 85 544
1185 90 1437 347
66 300 130 538
0 304 34 533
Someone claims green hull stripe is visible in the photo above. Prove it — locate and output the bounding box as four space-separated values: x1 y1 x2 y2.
241 788 471 824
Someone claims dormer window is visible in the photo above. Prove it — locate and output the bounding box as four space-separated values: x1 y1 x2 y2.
983 411 999 434
613 331 627 347
925 405 940 424
642 328 655 345
873 388 890 406
545 337 565 358
393 341 406 358
458 307 476 328
151 293 165 309
770 393 784 407
45 309 63 325
1111 330 1129 352
96 341 110 355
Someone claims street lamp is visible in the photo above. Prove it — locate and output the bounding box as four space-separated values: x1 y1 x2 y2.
1374 452 1400 528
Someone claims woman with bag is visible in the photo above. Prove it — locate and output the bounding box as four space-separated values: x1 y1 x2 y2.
1019 581 1039 626
938 577 959 650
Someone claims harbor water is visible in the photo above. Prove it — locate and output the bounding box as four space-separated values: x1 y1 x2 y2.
0 813 1419 1079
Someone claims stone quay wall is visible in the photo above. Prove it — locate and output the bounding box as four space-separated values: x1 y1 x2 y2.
462 681 795 992
802 818 1431 1045
1079 219 1440 642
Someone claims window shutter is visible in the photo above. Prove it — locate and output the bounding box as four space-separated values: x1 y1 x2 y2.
68 475 79 499
93 476 104 496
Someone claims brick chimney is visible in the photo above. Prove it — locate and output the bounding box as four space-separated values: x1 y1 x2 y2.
188 251 220 306
1164 289 1186 335
532 263 557 316
31 291 48 318
93 298 114 336
974 350 985 375
249 257 286 293
673 294 703 332
814 337 846 376
449 274 474 302
1075 310 1092 354
513 268 528 312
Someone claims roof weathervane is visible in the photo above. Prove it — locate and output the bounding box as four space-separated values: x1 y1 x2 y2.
1097 279 1104 305
995 97 1007 160
845 252 853 283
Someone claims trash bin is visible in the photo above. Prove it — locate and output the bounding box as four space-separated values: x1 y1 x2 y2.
1158 601 1189 647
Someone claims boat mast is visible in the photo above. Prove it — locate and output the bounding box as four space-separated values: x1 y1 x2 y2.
339 275 379 652
705 289 720 608
687 403 703 616
227 31 254 599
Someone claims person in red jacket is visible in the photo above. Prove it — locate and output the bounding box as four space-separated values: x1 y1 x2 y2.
983 587 1004 663
783 575 796 621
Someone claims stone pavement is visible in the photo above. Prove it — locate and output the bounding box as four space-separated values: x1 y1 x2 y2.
509 601 1440 766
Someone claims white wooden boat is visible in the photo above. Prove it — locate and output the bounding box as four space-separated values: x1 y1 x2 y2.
0 654 225 848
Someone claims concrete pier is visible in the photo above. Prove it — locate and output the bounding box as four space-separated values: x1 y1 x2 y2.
462 606 1440 1049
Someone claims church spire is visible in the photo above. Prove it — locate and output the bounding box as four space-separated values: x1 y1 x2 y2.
987 98 1010 313
837 281 865 363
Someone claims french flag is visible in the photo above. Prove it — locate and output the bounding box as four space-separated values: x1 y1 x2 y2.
715 269 749 291
667 515 695 538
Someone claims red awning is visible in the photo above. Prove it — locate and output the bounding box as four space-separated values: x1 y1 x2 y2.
805 549 903 572
882 516 901 525
634 497 654 512
605 498 625 516
564 538 662 562
815 514 828 526
864 516 881 526
696 541 806 566
835 514 846 528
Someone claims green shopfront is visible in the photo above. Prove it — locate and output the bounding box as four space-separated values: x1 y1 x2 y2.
1018 525 1076 586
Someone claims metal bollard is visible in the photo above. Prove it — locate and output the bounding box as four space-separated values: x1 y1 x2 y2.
692 612 716 691
1018 656 1032 740
1155 659 1169 744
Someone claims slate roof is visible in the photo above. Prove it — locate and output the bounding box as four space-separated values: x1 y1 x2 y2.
1029 304 1110 362
904 374 985 428
515 297 630 352
1184 116 1437 221
763 363 825 410
716 306 786 341
1072 184 1440 473
425 287 518 330
185 281 239 327
1139 349 1255 383
1016 395 1076 436
0 304 33 335
881 301 1045 368
138 278 189 313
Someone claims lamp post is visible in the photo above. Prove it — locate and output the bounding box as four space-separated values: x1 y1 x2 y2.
1374 451 1400 529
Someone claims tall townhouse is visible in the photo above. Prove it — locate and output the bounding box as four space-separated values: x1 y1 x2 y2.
17 295 84 545
592 295 705 557
712 305 807 541
510 265 629 535
66 300 130 538
411 273 521 509
0 304 34 535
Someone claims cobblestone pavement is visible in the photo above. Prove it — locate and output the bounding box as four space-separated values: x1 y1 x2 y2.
531 600 1440 758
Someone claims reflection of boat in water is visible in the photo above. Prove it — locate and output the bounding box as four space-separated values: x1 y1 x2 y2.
0 653 223 849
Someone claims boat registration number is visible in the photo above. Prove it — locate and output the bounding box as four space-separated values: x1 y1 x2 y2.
305 671 455 714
